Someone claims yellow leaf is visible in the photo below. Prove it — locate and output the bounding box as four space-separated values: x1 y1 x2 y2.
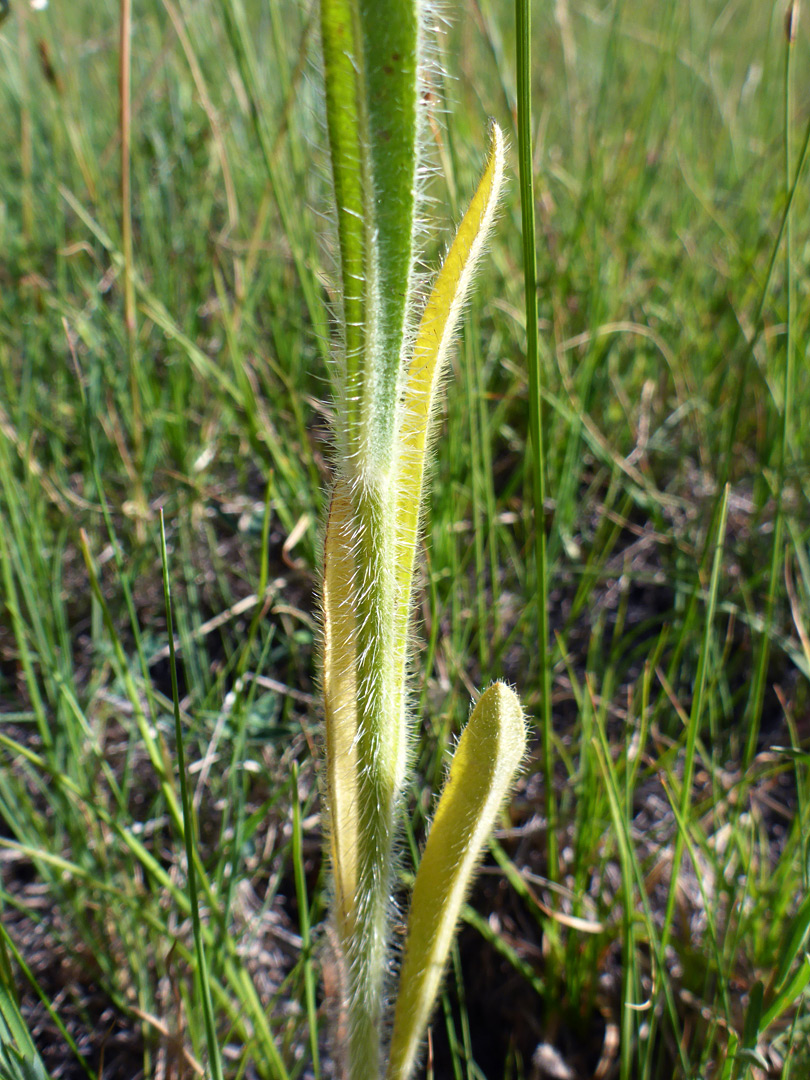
394 122 506 661
322 477 361 938
386 682 526 1080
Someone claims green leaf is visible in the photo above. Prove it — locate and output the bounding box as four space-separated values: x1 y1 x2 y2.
320 0 366 451
386 683 526 1080
772 890 810 994
358 0 420 448
761 955 810 1032
741 980 764 1053
320 0 420 464
0 982 52 1080
394 122 506 669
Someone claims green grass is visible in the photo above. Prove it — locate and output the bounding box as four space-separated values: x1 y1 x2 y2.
1 0 810 1077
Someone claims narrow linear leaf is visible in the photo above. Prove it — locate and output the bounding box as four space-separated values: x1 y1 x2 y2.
460 903 545 996
159 513 224 1080
355 0 420 453
761 955 810 1032
291 762 320 1077
741 980 764 1053
720 1032 739 1080
321 0 420 464
395 121 506 654
386 682 526 1080
772 890 810 994
320 0 366 450
0 976 53 1080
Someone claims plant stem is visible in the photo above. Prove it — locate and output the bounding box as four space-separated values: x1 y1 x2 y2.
159 512 224 1080
744 2 797 768
515 0 557 880
120 0 145 536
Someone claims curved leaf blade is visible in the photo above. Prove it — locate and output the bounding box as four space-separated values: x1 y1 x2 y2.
386 681 526 1080
394 122 506 659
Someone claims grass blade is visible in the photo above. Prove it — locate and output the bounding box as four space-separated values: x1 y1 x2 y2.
515 0 556 881
159 511 224 1080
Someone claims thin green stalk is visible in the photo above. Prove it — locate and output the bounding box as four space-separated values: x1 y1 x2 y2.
79 528 183 831
516 0 556 879
17 7 34 241
217 0 329 362
291 761 320 1078
744 6 798 767
656 485 729 1042
591 726 690 1080
463 327 490 670
0 514 51 754
661 779 732 1028
450 945 473 1080
119 0 145 531
717 92 810 492
159 511 224 1080
607 697 637 1080
217 483 275 922
119 0 135 350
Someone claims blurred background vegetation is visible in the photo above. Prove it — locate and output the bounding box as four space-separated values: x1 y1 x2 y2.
0 1 809 1077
